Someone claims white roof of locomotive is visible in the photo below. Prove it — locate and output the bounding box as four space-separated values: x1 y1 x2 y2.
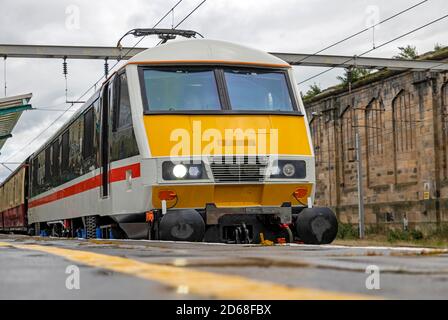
128 39 289 67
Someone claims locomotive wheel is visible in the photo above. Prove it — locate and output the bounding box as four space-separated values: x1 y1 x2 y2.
295 207 338 244
159 210 205 242
85 216 99 239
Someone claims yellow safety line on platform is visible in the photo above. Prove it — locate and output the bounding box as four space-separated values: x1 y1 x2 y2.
0 241 376 300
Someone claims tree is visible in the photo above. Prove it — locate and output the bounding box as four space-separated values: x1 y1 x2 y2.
302 83 322 101
434 43 444 52
393 45 418 59
337 67 371 86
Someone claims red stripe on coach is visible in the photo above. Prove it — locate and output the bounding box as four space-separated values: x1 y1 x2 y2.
28 163 141 208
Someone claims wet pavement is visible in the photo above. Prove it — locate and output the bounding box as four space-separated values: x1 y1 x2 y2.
0 234 447 299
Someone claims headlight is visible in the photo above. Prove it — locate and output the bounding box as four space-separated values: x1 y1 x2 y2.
162 161 207 180
173 164 187 178
269 160 306 179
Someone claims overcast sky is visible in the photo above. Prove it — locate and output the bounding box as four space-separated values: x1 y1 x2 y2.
0 0 447 181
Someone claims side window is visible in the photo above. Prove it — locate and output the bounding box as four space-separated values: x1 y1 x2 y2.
69 117 84 179
110 72 139 162
32 158 38 197
93 99 101 168
115 72 132 131
61 131 70 178
44 147 51 189
83 108 94 161
37 152 45 193
52 139 60 186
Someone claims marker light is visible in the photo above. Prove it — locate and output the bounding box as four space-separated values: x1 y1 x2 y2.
173 164 187 178
145 211 154 222
282 163 296 177
188 165 201 178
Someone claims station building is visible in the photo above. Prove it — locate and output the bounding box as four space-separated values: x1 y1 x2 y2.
305 48 448 232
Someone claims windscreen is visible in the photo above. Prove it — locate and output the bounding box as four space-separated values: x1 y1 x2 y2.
141 67 298 113
224 69 294 112
142 68 221 111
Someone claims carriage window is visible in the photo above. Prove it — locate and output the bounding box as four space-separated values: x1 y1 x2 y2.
83 108 94 159
44 147 51 186
224 70 294 112
32 158 38 196
69 117 84 178
142 68 221 111
61 131 69 173
52 139 60 184
37 152 45 192
116 73 132 129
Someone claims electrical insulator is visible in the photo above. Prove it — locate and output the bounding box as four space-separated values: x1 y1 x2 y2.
104 58 109 78
63 57 68 77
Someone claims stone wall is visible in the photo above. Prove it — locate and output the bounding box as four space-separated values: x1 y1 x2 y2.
305 70 448 232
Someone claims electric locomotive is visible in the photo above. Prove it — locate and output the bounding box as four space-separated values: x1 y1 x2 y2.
1 33 338 244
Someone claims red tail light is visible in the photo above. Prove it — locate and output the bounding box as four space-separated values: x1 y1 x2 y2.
293 188 308 199
158 190 177 201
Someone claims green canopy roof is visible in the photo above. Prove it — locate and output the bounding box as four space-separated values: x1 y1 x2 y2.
0 93 32 151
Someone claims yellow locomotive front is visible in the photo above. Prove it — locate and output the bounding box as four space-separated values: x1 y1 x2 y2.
128 39 337 244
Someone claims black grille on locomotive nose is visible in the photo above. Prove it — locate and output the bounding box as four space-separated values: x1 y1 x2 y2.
209 156 268 183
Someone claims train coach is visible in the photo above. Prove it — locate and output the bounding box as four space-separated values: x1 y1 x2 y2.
0 36 338 244
0 164 28 232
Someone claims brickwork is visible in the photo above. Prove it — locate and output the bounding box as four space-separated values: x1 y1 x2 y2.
306 70 448 232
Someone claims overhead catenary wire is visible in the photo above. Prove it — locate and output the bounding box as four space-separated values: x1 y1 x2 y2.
117 0 185 57
0 1 434 172
174 0 207 29
294 0 430 66
299 13 448 85
156 0 207 46
0 163 12 173
74 0 186 105
4 0 205 163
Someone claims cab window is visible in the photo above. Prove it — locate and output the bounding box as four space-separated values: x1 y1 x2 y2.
224 69 294 112
142 68 221 111
140 66 298 113
112 73 133 130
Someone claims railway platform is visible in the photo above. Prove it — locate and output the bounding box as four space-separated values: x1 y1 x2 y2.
0 234 447 299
